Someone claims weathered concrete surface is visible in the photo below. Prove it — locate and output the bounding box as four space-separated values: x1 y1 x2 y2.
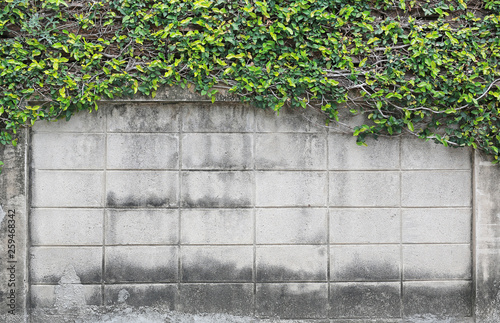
0 92 482 322
0 129 28 322
474 152 500 323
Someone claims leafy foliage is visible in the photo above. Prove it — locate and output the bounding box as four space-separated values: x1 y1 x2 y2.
1 0 500 161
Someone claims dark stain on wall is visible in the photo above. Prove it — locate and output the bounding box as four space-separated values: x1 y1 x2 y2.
181 194 252 208
256 283 328 319
257 265 325 282
105 263 177 283
330 282 401 318
182 259 252 282
403 281 472 317
106 192 169 208
332 260 400 282
104 284 177 309
179 283 254 316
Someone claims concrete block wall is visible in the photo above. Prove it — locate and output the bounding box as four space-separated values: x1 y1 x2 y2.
26 101 475 322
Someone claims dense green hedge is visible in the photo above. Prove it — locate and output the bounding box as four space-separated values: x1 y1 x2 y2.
1 0 500 165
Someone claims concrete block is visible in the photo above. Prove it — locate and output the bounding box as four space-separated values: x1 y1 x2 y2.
329 134 400 170
403 245 471 280
106 103 179 132
180 209 253 244
182 133 253 170
31 208 103 246
331 245 400 281
30 284 102 308
104 284 177 308
107 133 179 169
401 137 471 170
256 246 327 281
330 208 400 244
32 108 105 133
181 171 253 207
330 172 400 207
255 133 327 170
401 171 471 207
105 246 178 283
32 133 105 169
402 208 471 243
106 171 178 207
31 171 104 207
182 103 254 132
106 209 178 245
256 171 327 207
179 283 254 316
181 246 253 282
256 208 327 244
403 281 472 317
475 159 500 226
30 247 102 283
255 106 326 133
330 282 401 318
256 283 328 319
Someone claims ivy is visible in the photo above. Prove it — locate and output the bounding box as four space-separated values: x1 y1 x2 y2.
1 0 500 165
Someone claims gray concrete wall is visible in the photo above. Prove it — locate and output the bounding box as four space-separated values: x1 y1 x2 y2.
1 89 499 322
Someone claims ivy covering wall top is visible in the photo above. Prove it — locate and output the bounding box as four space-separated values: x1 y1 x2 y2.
1 0 500 165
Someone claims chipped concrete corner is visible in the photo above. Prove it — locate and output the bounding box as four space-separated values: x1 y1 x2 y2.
1 88 500 322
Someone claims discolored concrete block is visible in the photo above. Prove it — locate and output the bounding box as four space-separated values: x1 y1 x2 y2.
106 209 178 245
180 209 253 244
401 137 472 170
182 103 255 132
182 133 253 170
403 281 472 317
181 171 253 207
104 284 177 308
403 245 471 280
256 246 327 281
402 208 471 243
331 245 400 282
329 172 400 207
181 246 253 282
31 209 103 246
256 208 327 244
30 284 102 308
107 103 179 132
179 283 254 316
32 171 104 207
32 108 105 133
330 282 401 318
105 246 178 283
255 133 327 170
107 133 179 169
32 133 105 169
106 171 178 207
256 171 327 207
401 171 471 207
329 134 400 170
30 247 102 284
330 208 400 244
255 106 326 133
256 283 328 319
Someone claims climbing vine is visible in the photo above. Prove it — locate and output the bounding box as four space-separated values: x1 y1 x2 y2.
1 0 500 164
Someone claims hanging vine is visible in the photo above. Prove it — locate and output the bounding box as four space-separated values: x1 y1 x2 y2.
1 0 500 165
